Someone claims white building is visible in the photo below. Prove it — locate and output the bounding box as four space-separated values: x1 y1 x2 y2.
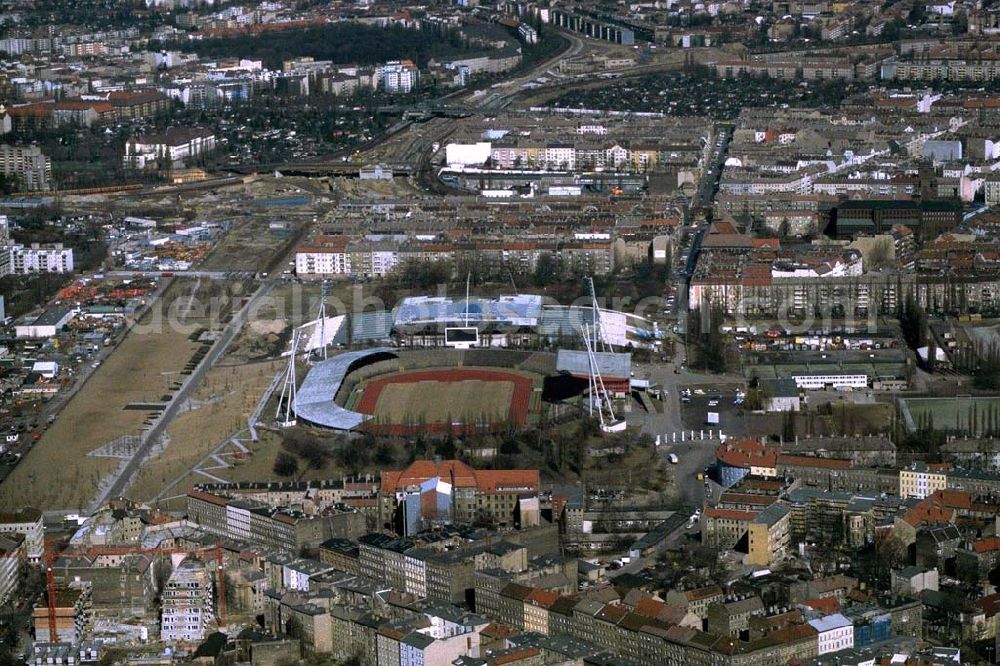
760 378 801 412
986 173 1000 208
4 243 74 275
899 462 948 499
14 307 75 339
0 507 41 564
789 372 868 390
445 142 492 167
161 558 214 643
295 236 352 277
0 534 23 605
125 127 216 170
808 613 854 655
377 60 419 94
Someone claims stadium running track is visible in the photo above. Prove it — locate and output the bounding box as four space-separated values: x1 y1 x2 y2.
354 368 533 435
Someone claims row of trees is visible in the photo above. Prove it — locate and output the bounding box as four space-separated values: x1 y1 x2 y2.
165 23 471 70
687 305 730 373
273 428 396 478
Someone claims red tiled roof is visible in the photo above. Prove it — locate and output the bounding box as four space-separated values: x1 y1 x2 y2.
634 597 667 618
901 503 954 528
973 537 1000 554
476 470 541 493
379 460 538 495
9 102 54 117
54 100 114 113
481 623 515 638
975 592 1000 616
187 489 228 507
716 439 779 469
527 589 559 608
803 596 840 614
769 623 818 643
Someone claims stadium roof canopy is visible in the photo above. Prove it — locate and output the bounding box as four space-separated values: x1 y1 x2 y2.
394 294 543 328
294 347 397 429
556 349 631 380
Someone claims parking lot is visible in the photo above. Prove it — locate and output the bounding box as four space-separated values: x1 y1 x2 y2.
678 382 748 436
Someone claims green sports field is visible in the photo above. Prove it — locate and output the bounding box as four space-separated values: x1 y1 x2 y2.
900 396 1000 435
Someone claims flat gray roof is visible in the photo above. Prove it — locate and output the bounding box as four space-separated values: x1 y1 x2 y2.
294 348 397 429
556 349 631 380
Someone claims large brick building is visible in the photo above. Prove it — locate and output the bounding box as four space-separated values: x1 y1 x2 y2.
378 460 540 534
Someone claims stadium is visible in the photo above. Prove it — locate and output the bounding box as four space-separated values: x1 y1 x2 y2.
289 346 634 435
278 293 654 434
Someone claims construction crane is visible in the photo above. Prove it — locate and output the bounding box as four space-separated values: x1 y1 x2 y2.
43 540 228 642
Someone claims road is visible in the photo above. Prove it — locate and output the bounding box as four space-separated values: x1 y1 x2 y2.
691 125 731 212
626 352 736 509
89 278 279 511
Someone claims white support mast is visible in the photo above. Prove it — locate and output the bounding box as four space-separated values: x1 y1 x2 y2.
587 276 606 352
276 330 300 427
317 280 329 361
464 272 471 327
583 323 625 432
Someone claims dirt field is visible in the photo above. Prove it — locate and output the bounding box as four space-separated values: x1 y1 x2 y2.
199 216 307 273
353 368 534 434
126 360 283 507
371 380 514 424
0 280 217 510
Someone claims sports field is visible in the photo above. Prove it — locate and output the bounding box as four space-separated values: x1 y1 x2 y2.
353 367 534 433
900 396 1000 435
376 380 514 423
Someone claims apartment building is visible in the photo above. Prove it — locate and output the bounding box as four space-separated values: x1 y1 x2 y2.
125 127 216 170
2 242 74 275
0 507 44 564
108 90 172 120
295 235 351 276
0 533 25 605
832 200 959 240
378 460 540 534
51 553 156 620
707 596 766 636
808 613 854 655
185 489 366 553
0 143 51 190
161 558 214 643
360 534 528 605
376 60 419 93
747 503 792 567
899 462 949 499
702 507 757 550
664 585 724 619
474 577 823 665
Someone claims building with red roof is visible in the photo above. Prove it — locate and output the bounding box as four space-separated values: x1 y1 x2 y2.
379 460 540 535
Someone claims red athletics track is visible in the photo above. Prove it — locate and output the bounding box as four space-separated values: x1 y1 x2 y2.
354 368 533 435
